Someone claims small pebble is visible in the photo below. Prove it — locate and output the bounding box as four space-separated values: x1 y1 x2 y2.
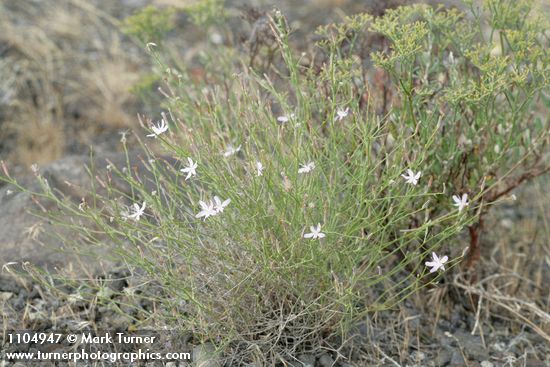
411 351 426 361
500 218 513 229
480 361 494 367
435 349 452 366
318 353 335 367
450 350 465 366
491 342 506 352
297 354 315 367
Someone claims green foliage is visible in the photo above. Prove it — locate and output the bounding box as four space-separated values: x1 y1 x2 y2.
370 6 429 71
130 72 160 96
315 13 373 52
367 1 549 207
122 5 175 44
484 0 534 30
185 0 225 27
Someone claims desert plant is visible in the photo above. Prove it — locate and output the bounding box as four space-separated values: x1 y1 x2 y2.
2 0 549 364
366 1 550 269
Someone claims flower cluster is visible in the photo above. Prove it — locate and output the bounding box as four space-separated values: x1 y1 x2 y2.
196 196 231 220
398 167 473 273
140 108 474 275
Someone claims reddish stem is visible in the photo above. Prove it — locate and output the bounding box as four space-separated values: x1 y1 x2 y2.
465 216 484 277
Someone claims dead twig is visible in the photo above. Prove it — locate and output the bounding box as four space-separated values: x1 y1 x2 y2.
453 273 550 344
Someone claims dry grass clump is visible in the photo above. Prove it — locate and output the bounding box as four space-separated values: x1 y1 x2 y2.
0 0 143 168
456 176 550 343
356 175 550 365
13 108 66 166
80 58 141 128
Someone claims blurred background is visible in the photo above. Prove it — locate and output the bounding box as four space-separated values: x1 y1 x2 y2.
0 0 471 171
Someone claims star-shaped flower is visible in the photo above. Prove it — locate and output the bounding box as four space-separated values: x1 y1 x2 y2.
125 201 146 221
401 169 421 186
146 118 168 137
425 252 449 273
180 157 197 180
298 161 315 174
335 107 350 121
195 200 217 220
277 113 295 123
304 223 325 239
452 193 469 212
223 145 241 157
256 161 264 176
213 196 230 214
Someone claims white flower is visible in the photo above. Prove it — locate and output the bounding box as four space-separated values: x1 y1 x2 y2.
335 107 350 121
452 193 469 212
213 196 230 214
298 161 315 174
78 199 87 211
119 131 128 143
256 161 264 176
195 195 230 219
401 169 421 186
180 157 197 180
304 223 325 239
223 145 241 157
425 252 448 273
277 113 295 123
146 117 168 137
125 201 146 221
195 200 216 220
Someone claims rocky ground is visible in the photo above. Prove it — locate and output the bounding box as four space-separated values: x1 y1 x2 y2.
0 264 548 366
